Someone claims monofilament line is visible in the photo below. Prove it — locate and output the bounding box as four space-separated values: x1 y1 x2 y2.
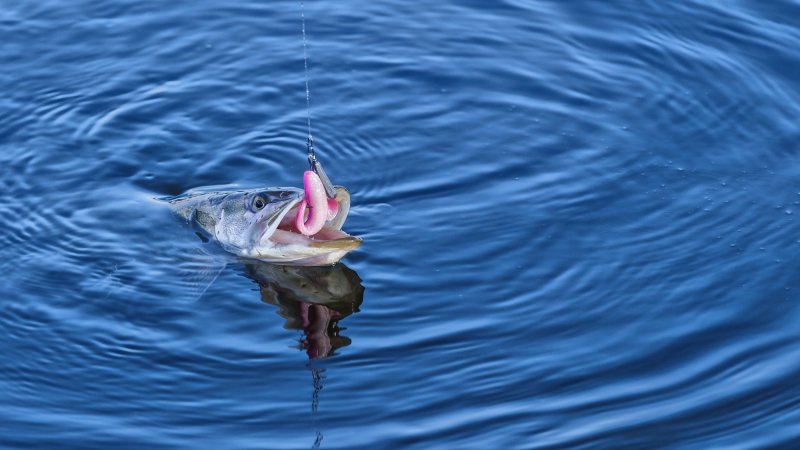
300 1 314 151
299 1 336 200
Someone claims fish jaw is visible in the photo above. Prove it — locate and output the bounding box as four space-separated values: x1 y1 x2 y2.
253 195 303 246
248 230 362 265
243 243 361 266
246 187 361 266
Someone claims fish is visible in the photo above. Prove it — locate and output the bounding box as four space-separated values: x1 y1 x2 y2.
167 185 361 266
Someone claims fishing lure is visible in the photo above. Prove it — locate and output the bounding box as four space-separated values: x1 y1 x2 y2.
295 170 339 236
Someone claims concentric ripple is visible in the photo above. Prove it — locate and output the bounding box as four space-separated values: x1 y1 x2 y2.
1 0 799 448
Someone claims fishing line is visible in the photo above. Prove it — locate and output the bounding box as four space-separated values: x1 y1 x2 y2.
300 1 337 199
301 1 313 149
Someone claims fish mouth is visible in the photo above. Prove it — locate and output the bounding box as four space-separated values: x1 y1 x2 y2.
259 187 362 254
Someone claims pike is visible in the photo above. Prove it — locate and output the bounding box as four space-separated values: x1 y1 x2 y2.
167 184 361 266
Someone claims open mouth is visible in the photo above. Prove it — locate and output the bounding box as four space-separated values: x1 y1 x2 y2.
261 188 362 252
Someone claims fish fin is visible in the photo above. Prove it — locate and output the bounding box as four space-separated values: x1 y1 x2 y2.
176 246 229 302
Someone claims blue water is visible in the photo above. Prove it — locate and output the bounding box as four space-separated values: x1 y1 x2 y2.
2 1 800 448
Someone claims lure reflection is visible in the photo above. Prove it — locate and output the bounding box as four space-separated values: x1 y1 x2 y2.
243 261 364 359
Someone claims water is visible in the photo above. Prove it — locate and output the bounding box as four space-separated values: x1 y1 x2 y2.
2 1 799 448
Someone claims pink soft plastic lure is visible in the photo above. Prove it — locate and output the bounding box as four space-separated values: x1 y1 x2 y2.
295 171 339 236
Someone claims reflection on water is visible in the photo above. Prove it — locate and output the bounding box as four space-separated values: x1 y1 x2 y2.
242 262 364 448
244 262 365 360
4 0 800 446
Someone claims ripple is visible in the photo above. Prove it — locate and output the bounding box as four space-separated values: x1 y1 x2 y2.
2 0 800 447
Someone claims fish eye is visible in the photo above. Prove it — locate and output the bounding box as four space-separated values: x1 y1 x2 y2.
253 196 266 210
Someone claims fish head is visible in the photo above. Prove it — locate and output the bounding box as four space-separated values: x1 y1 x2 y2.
170 186 361 266
212 188 304 250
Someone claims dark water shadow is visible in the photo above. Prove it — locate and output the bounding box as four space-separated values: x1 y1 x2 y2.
242 261 365 448
243 262 365 360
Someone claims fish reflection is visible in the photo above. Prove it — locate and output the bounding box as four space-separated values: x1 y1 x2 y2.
243 262 364 359
241 262 364 448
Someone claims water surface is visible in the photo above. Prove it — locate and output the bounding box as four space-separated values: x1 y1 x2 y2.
2 0 800 448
